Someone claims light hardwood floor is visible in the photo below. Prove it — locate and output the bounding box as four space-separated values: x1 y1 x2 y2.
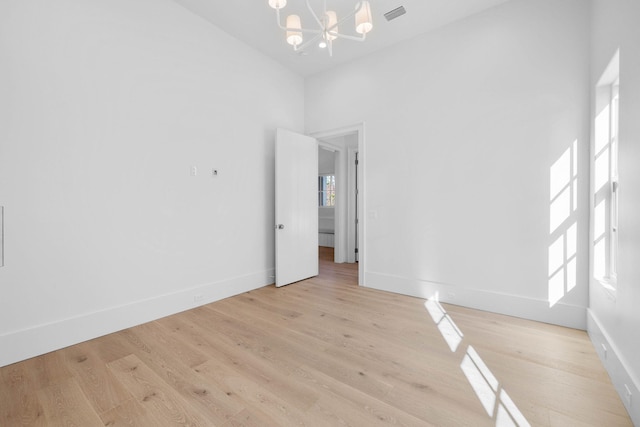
0 247 632 426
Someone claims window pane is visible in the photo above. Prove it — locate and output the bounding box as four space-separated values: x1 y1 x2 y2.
319 175 336 207
594 104 610 154
594 148 610 193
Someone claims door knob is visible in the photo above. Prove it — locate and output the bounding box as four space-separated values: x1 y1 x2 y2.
276 224 285 229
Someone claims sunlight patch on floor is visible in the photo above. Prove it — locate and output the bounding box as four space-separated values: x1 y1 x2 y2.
424 298 464 352
425 295 531 426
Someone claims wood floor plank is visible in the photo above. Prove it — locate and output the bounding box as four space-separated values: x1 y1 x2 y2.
100 397 159 427
112 324 245 425
36 378 105 426
0 362 47 426
193 357 316 426
221 408 278 427
157 312 322 412
19 351 73 391
59 341 132 414
303 376 432 427
107 354 211 426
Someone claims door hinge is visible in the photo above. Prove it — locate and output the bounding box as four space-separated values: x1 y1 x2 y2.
355 159 359 165
355 248 359 254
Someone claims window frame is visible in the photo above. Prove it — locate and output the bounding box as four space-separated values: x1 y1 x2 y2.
592 74 620 293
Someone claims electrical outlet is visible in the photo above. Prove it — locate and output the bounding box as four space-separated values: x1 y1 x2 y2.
190 166 197 176
624 384 632 406
193 294 204 303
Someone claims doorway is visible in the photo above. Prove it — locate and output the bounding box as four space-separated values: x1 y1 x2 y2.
312 124 364 286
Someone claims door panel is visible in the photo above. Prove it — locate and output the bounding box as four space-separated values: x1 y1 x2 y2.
275 128 318 287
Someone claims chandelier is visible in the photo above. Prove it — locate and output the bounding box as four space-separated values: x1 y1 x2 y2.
267 0 373 56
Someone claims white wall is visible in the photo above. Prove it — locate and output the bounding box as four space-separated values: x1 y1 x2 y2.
588 0 640 424
306 0 591 329
318 147 335 175
0 0 304 367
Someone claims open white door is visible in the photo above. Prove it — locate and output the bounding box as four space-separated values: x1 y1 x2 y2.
275 128 318 287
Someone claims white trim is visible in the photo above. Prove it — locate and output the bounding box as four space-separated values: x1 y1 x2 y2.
364 271 587 330
0 269 273 368
588 309 640 425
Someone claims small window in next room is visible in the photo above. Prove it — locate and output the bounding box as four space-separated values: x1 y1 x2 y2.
318 175 335 207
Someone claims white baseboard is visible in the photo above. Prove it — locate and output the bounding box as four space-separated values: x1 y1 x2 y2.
0 269 274 368
363 271 587 330
588 310 639 426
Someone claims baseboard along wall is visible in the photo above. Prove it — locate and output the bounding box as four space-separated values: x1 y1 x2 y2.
0 269 274 368
363 271 587 330
587 310 639 426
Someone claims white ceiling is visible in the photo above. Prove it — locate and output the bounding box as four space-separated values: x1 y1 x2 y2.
173 0 513 77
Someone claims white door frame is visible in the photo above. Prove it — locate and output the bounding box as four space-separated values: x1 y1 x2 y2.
347 147 358 263
311 123 365 286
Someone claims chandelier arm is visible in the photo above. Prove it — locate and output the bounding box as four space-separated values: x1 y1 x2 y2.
325 2 363 35
305 0 324 29
332 32 367 42
275 7 285 29
339 3 364 26
294 31 324 52
298 28 323 34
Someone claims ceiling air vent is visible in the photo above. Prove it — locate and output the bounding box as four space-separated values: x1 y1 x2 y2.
384 6 406 22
